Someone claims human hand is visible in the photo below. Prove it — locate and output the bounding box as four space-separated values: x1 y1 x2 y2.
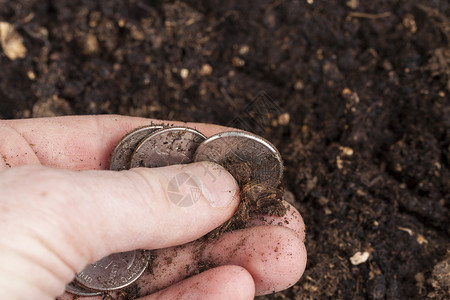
0 115 306 300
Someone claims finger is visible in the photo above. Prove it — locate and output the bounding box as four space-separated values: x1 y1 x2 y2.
58 266 255 300
143 265 255 300
0 122 41 168
133 201 306 296
1 115 232 170
140 226 305 297
0 161 239 296
246 201 306 240
206 225 306 296
63 228 303 299
60 200 305 299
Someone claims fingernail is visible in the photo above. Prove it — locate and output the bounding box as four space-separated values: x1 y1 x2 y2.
191 161 239 208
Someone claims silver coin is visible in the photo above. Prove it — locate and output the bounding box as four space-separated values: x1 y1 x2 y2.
110 125 164 171
75 250 149 292
130 127 206 168
65 281 102 296
193 131 283 187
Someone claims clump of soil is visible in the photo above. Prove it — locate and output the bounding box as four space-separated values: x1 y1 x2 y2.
207 159 286 238
430 254 450 297
116 283 140 300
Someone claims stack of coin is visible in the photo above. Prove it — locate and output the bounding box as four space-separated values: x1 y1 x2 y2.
66 250 150 296
66 125 282 296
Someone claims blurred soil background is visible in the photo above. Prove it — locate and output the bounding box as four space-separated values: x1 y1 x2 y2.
0 0 449 299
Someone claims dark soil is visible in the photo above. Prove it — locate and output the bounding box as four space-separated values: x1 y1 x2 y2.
1 0 449 299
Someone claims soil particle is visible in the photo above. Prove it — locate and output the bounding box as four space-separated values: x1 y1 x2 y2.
116 283 140 300
206 160 286 238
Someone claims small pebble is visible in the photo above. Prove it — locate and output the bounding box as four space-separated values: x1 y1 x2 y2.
27 70 36 80
278 113 290 126
294 80 304 90
232 56 245 67
238 45 250 55
346 0 359 9
340 146 354 156
350 251 370 265
180 68 189 79
199 64 213 76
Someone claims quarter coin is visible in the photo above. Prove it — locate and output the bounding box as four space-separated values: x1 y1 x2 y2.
130 127 206 168
65 281 102 296
193 131 283 187
75 250 149 292
110 125 164 171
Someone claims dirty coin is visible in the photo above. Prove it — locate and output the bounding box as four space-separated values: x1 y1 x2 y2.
130 127 206 168
75 250 149 292
65 281 102 296
110 125 164 171
194 131 283 187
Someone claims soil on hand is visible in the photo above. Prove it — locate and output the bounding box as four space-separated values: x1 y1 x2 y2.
1 0 449 299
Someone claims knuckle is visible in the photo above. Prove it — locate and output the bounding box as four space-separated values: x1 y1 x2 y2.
125 168 170 212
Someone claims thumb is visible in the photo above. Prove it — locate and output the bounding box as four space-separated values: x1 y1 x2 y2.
0 161 239 272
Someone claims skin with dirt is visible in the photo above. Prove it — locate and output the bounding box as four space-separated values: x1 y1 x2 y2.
0 0 449 299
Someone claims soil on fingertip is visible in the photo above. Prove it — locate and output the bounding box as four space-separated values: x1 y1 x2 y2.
206 159 286 237
116 283 140 300
1 0 449 299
